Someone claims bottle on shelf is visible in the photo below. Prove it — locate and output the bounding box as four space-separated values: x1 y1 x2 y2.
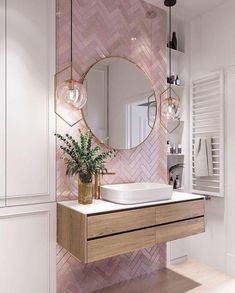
174 175 181 189
167 75 175 85
175 75 180 86
177 144 182 154
167 41 172 49
167 140 171 154
169 176 174 186
172 144 176 154
171 32 177 50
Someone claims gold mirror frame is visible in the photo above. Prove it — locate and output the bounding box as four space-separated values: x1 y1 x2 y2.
81 56 157 151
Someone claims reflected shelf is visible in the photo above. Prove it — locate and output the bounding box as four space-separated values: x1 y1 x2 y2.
174 187 185 192
167 83 184 89
167 47 185 59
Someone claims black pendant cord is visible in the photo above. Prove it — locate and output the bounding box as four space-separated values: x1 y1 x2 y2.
70 0 73 79
169 5 172 97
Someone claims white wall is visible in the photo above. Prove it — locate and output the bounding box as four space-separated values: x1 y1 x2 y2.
167 18 192 263
108 59 152 149
188 0 235 274
225 66 235 275
85 65 108 141
0 0 5 206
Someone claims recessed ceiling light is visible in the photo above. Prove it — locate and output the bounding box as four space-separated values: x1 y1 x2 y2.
131 37 137 41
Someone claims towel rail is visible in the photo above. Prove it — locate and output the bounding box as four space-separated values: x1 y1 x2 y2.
191 71 224 198
193 79 219 87
192 92 219 100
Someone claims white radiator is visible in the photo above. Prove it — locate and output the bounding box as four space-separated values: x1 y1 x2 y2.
190 71 224 197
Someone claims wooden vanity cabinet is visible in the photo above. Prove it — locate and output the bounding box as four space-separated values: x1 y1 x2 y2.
88 228 156 262
155 200 204 224
57 198 205 263
87 207 156 238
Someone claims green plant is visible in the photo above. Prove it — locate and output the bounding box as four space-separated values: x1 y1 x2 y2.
55 130 115 183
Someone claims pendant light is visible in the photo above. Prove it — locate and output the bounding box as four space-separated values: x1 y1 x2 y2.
55 0 87 126
160 0 181 133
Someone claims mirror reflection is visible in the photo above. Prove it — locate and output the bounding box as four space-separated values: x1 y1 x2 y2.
83 57 156 150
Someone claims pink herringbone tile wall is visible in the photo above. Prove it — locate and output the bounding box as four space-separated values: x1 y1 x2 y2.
56 0 167 292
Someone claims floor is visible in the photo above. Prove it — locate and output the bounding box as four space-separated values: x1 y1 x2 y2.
95 259 235 293
95 268 200 293
169 259 235 292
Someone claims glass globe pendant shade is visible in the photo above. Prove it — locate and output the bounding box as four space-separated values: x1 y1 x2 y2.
56 79 87 109
161 96 180 120
160 86 181 133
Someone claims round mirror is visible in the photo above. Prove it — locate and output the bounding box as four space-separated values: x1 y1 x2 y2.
82 57 157 150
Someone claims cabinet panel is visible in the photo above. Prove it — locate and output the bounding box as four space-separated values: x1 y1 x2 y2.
0 0 5 207
87 207 156 238
57 199 205 264
87 228 156 263
156 217 205 244
156 200 205 225
6 0 55 205
0 203 56 293
57 204 87 263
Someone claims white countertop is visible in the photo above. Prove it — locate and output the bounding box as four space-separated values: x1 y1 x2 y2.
58 192 204 215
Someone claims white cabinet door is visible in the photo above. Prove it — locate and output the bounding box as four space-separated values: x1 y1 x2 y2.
0 203 56 293
0 0 5 207
6 0 55 206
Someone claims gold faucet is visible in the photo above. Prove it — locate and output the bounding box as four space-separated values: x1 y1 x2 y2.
94 172 115 199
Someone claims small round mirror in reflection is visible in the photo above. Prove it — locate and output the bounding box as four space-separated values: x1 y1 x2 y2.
82 57 157 150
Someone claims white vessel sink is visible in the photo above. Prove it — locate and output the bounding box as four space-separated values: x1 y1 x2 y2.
101 183 173 205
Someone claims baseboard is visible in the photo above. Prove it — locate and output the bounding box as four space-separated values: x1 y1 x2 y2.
226 253 235 276
170 255 188 265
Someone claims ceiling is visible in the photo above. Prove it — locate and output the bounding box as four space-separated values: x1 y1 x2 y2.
145 0 228 21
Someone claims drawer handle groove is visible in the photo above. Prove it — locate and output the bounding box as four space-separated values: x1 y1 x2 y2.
88 215 205 241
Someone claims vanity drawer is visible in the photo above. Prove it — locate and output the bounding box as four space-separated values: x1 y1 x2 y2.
156 217 205 244
156 199 205 225
87 207 156 238
87 228 156 262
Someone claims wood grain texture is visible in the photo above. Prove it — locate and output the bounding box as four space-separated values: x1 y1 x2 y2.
155 217 205 244
87 228 156 262
156 199 205 225
87 207 156 238
57 204 87 262
57 204 70 251
58 201 205 263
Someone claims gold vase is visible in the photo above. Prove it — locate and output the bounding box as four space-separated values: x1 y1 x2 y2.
78 180 93 205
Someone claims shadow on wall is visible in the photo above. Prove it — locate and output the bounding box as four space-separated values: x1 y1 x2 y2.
57 244 166 293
